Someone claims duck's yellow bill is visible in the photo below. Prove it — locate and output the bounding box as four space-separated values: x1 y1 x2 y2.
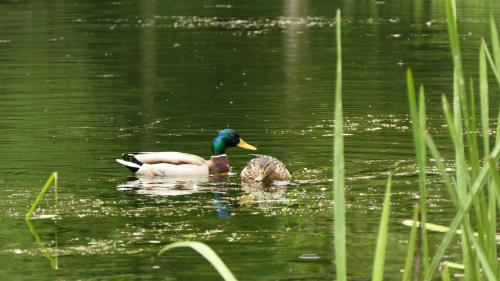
237 138 257 151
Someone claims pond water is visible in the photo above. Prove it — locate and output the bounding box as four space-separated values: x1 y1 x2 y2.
1 1 499 280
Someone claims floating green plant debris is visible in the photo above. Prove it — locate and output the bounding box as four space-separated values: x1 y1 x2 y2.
402 220 500 242
25 172 58 220
158 241 238 281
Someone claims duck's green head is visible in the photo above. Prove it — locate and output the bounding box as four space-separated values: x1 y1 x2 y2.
211 129 257 155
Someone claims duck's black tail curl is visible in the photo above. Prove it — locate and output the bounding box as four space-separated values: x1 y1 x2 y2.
117 153 144 173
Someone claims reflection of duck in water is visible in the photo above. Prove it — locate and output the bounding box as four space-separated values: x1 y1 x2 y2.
117 172 233 197
240 155 291 185
116 129 256 177
117 175 209 196
239 182 288 208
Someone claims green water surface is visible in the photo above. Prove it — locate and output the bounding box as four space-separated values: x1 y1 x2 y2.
1 1 499 280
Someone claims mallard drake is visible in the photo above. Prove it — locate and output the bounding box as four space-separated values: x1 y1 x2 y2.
116 129 256 177
240 155 291 184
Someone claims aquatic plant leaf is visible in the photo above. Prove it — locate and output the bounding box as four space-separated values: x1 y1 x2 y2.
424 140 500 280
332 9 347 281
26 172 58 220
401 203 419 281
371 174 391 281
406 69 429 276
158 241 238 281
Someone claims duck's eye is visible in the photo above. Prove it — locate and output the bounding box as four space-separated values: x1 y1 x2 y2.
230 133 237 138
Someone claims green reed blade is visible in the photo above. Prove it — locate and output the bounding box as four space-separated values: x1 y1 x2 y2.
158 241 238 281
333 9 346 281
424 141 500 280
440 96 478 268
444 0 466 130
372 174 392 281
490 15 500 74
467 79 480 177
402 203 419 281
489 157 500 213
480 39 499 277
26 172 58 220
441 265 451 281
442 92 478 281
417 86 429 269
479 43 490 157
444 0 469 197
468 232 497 281
496 108 500 152
441 96 468 200
483 41 500 87
424 133 459 206
486 182 498 277
406 69 429 274
435 13 481 279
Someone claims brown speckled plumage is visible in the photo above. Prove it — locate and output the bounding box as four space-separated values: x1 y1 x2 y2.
240 155 291 183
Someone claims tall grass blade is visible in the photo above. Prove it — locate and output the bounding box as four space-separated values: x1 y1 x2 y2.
496 109 500 152
490 15 500 74
402 203 419 281
444 0 466 135
489 157 500 213
333 9 346 281
467 79 480 177
158 241 238 281
424 134 459 206
468 235 497 281
26 172 58 220
480 39 499 278
440 266 451 281
441 95 478 281
371 174 392 281
406 69 428 275
417 86 429 271
479 44 490 156
424 141 500 280
483 41 500 87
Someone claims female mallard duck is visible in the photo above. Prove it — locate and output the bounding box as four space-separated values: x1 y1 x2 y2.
116 129 256 177
240 155 291 184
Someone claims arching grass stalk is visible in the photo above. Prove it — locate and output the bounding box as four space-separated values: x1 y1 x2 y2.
158 241 238 281
25 172 58 220
332 8 346 281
